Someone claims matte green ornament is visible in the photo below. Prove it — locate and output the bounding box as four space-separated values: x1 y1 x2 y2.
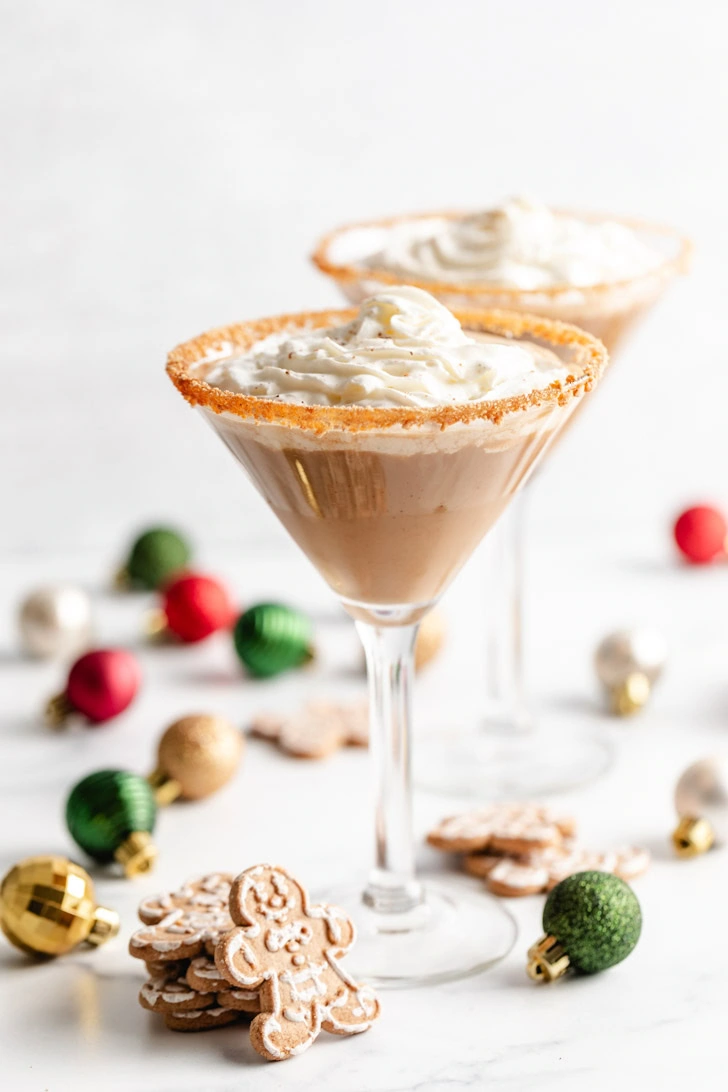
121 527 192 590
233 603 314 678
527 871 642 981
65 770 158 877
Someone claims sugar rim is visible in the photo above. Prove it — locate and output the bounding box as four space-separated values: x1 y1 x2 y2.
311 208 692 301
166 307 608 434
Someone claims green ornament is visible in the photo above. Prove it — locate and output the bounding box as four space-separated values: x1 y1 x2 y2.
122 527 192 590
233 603 314 678
65 770 158 877
528 871 642 982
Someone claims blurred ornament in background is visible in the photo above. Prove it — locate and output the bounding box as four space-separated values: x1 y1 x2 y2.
672 755 728 857
594 628 667 716
66 770 158 877
45 648 141 727
0 855 119 957
147 572 234 644
18 584 93 660
527 871 641 982
148 714 243 804
115 526 192 590
233 602 314 678
673 504 727 564
415 609 446 671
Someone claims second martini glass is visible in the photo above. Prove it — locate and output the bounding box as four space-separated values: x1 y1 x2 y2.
166 301 607 987
314 207 691 796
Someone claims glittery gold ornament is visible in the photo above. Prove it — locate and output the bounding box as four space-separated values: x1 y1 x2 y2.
0 856 119 957
18 585 93 660
148 714 243 804
594 628 667 716
672 756 728 857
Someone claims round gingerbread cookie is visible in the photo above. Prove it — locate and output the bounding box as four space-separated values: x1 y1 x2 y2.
216 986 261 1014
129 873 234 964
164 1006 240 1032
186 955 231 994
139 974 214 1015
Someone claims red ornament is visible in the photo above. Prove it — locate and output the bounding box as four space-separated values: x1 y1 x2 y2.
673 505 727 564
161 573 234 643
66 649 141 723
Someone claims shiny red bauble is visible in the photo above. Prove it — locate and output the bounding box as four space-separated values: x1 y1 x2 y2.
673 505 727 564
161 572 234 643
66 648 142 723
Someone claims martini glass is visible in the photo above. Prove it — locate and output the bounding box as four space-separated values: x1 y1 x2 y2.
167 306 607 987
313 209 691 796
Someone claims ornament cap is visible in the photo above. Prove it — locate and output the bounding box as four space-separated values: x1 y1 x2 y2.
114 832 158 877
610 672 650 716
87 905 121 946
526 934 571 982
147 767 183 806
144 608 169 643
672 815 715 858
113 565 131 591
44 691 75 728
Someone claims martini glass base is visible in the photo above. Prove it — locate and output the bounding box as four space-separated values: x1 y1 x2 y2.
318 878 517 989
415 720 613 798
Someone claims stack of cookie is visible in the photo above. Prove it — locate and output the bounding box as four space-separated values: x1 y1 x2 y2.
251 699 369 759
129 865 381 1061
427 803 649 897
129 873 258 1032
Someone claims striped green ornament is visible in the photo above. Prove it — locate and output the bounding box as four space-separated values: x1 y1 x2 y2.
65 770 158 877
233 603 314 678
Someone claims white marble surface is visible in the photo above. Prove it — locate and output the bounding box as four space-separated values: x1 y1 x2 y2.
2 1 728 1088
1 533 727 1091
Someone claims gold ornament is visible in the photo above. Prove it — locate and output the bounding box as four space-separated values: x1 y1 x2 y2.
594 628 667 717
415 610 446 671
148 714 243 804
672 756 728 857
0 856 119 957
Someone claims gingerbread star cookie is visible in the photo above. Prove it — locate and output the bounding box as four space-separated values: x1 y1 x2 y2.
251 700 368 759
427 803 576 856
129 873 234 963
465 843 650 897
215 864 380 1061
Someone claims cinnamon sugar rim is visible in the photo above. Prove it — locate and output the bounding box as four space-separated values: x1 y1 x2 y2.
166 307 607 434
311 208 692 300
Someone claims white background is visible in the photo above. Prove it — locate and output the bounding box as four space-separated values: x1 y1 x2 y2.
2 4 728 1091
2 0 726 558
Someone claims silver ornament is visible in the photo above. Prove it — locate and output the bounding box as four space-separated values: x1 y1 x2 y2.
673 756 728 856
18 585 93 659
594 628 667 690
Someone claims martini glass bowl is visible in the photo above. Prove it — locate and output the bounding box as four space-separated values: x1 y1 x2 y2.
167 306 608 987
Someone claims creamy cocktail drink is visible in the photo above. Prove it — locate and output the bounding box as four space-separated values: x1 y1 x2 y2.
200 289 572 616
167 287 608 986
313 197 691 352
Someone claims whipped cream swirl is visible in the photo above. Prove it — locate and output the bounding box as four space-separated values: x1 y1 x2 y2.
366 197 662 289
204 286 568 409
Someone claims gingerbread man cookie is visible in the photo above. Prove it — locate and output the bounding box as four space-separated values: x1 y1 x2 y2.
251 700 368 759
215 864 380 1061
427 803 576 855
129 872 234 963
466 843 650 897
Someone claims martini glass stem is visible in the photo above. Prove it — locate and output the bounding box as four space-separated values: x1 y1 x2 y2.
356 620 424 916
483 493 531 733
